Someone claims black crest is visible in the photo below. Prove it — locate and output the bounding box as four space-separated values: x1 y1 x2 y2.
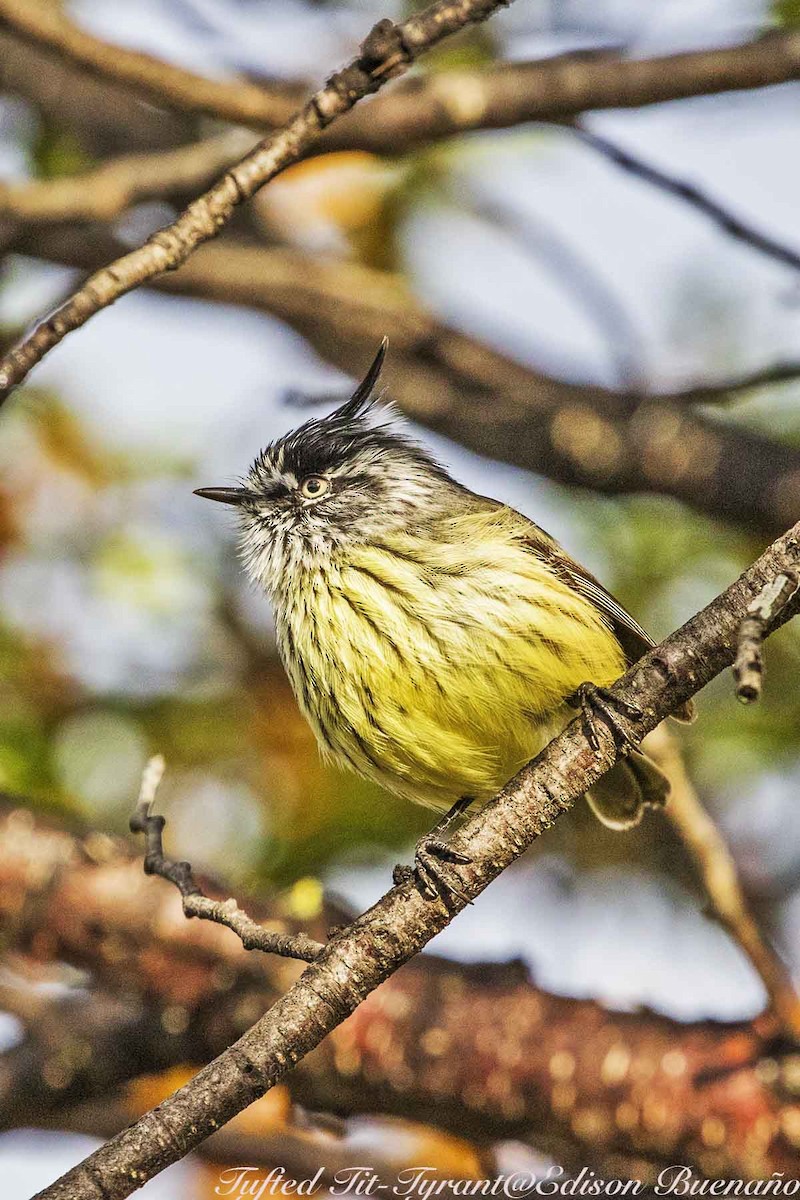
230 335 453 501
327 337 388 425
263 338 407 479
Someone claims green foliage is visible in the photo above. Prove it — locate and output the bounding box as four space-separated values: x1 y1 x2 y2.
772 0 800 27
31 123 92 180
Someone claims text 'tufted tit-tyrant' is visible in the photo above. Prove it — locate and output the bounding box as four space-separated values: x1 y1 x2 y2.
195 341 694 900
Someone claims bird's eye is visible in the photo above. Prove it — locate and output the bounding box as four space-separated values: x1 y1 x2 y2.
299 475 329 500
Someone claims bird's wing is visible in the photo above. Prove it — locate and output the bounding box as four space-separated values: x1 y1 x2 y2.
561 559 654 665
561 557 695 723
520 524 654 663
501 505 696 723
458 493 655 663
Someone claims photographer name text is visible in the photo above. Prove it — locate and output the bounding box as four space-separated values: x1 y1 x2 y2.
215 1165 800 1198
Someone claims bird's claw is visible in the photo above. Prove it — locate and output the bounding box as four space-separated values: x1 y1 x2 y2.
568 682 642 754
393 834 472 906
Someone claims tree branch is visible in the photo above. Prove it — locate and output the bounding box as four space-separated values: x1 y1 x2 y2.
4 1 800 150
0 132 252 224
129 756 324 963
0 987 204 1131
0 0 515 404
0 30 191 156
10 225 800 537
2 811 799 1180
666 361 800 405
6 118 800 341
29 521 800 1199
648 725 800 1041
575 125 800 279
0 0 300 130
733 571 800 703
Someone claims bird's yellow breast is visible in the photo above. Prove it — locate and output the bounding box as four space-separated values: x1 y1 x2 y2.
277 508 625 812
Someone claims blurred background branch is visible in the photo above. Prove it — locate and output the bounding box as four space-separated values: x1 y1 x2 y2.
5 2 800 148
2 803 800 1183
6 226 800 534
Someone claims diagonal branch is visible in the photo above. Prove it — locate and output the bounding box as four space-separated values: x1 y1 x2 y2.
129 756 324 964
667 360 800 405
0 0 300 129
648 725 800 1041
4 111 800 298
576 125 800 279
0 131 252 225
0 0 514 404
2 807 799 1179
32 521 800 1200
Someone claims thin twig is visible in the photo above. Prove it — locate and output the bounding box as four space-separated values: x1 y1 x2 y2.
12 225 800 537
0 0 514 404
129 756 324 963
576 125 800 279
733 571 800 703
666 360 800 405
31 520 800 1200
647 725 800 1042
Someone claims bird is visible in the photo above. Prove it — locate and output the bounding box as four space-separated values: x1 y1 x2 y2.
195 340 694 900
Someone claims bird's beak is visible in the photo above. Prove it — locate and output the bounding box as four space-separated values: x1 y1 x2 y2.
193 487 249 506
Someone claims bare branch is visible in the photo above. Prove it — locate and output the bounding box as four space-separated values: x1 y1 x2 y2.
333 35 800 153
667 361 800 405
129 756 324 964
733 571 800 703
3 806 800 1179
576 125 800 280
7 127 800 375
0 132 252 225
648 726 800 1041
4 1 800 153
0 987 200 1130
0 0 299 129
29 521 800 1200
11 224 800 538
0 0 515 404
0 30 191 155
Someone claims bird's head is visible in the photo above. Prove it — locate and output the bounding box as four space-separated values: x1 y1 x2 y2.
194 340 454 590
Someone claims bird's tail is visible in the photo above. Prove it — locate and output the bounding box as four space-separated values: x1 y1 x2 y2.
671 698 696 724
586 750 671 831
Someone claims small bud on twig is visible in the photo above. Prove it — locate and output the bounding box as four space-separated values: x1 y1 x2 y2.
733 571 799 704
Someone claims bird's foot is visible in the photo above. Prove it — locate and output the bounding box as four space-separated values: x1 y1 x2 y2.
393 835 472 906
567 682 643 754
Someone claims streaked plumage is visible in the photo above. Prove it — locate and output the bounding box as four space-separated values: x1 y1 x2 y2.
196 342 693 856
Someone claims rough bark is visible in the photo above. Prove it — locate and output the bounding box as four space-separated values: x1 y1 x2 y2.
2 806 800 1182
24 520 800 1198
0 0 515 402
